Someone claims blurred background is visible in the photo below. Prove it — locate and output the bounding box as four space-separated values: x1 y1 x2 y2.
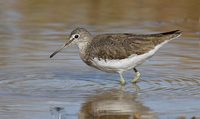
0 0 199 119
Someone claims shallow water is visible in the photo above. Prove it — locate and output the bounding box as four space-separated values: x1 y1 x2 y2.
0 0 200 119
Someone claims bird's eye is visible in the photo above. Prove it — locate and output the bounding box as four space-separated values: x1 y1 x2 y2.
74 34 80 39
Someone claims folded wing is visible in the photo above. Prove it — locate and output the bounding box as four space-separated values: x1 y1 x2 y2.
85 30 181 60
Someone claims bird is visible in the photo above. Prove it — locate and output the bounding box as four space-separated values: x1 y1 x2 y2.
50 28 181 85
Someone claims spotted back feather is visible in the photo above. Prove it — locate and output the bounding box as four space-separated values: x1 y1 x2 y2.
84 30 181 61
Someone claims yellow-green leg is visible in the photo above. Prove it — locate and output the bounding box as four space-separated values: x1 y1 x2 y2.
132 68 141 83
119 72 126 85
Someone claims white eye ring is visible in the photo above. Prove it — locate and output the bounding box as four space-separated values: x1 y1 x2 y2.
73 34 80 39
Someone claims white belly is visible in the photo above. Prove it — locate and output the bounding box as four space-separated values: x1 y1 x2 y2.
90 40 169 73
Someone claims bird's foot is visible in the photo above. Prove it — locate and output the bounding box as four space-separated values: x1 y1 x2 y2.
132 72 141 83
120 79 126 85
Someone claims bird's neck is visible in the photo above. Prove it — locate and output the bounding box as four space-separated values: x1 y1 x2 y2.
77 35 93 59
77 41 91 59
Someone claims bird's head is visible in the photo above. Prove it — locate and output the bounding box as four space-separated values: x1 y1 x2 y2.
50 27 92 58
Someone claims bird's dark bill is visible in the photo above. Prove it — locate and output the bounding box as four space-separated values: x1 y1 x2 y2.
50 39 73 58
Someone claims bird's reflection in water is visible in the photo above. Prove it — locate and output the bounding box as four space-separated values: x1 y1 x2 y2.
79 85 157 119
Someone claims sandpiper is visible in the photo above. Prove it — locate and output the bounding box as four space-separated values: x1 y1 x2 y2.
50 28 181 85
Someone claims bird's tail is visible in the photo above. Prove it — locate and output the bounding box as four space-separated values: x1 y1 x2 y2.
149 30 182 46
160 30 182 39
